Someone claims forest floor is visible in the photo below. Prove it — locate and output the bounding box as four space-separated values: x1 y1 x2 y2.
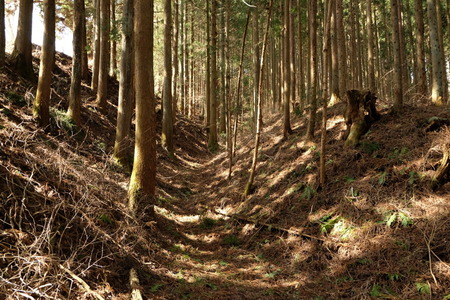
1 51 450 299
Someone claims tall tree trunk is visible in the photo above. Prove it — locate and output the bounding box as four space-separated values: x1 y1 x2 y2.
205 0 211 131
162 0 174 154
397 0 408 94
243 0 273 198
390 0 403 108
11 0 34 80
34 0 55 128
320 0 334 187
306 0 317 140
0 0 5 67
414 0 427 97
289 0 296 109
113 0 134 169
434 0 448 102
172 0 179 117
96 0 110 113
80 0 89 80
67 0 83 126
427 0 445 105
336 0 346 99
366 0 375 93
208 0 218 150
282 0 292 138
252 6 260 129
109 0 117 78
298 1 304 108
129 0 156 211
91 0 100 90
179 0 185 115
330 0 339 104
219 0 226 134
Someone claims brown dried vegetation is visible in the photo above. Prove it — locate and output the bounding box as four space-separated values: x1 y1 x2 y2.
1 52 449 299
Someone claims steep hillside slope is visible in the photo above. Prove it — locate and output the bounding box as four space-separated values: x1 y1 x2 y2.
1 51 449 299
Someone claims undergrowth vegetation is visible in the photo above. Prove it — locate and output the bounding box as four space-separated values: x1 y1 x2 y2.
1 54 450 299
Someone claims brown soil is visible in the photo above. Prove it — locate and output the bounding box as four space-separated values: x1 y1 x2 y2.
1 52 449 299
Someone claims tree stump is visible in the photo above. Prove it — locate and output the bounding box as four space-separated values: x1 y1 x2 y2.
344 89 380 147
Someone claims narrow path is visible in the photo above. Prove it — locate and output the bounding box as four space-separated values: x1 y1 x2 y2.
150 147 311 300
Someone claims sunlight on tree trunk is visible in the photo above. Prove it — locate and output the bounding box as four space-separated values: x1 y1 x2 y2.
34 0 55 128
113 0 134 170
67 0 83 126
11 0 34 80
129 0 156 212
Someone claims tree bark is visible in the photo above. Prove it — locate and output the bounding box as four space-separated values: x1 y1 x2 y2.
109 0 117 78
129 0 156 211
282 0 292 138
0 0 5 67
219 0 226 134
96 0 110 113
80 0 89 80
320 0 334 187
162 0 174 154
366 0 375 93
414 0 427 97
113 0 134 169
208 0 218 150
11 0 34 80
91 0 100 90
34 0 55 128
390 0 403 108
67 0 83 126
172 0 179 117
336 0 346 99
427 0 445 105
330 0 339 105
252 6 260 129
306 0 317 141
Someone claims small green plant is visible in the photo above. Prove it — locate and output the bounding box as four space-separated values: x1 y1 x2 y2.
264 270 280 279
319 215 339 233
301 185 316 200
395 240 410 250
383 211 412 228
50 107 78 134
7 91 27 107
415 282 430 294
370 284 382 297
360 141 381 154
357 258 372 265
200 217 217 229
386 273 401 281
98 214 112 224
408 171 422 185
170 244 182 252
389 147 410 161
219 261 228 266
378 171 388 185
223 235 240 246
343 176 356 183
149 283 164 293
